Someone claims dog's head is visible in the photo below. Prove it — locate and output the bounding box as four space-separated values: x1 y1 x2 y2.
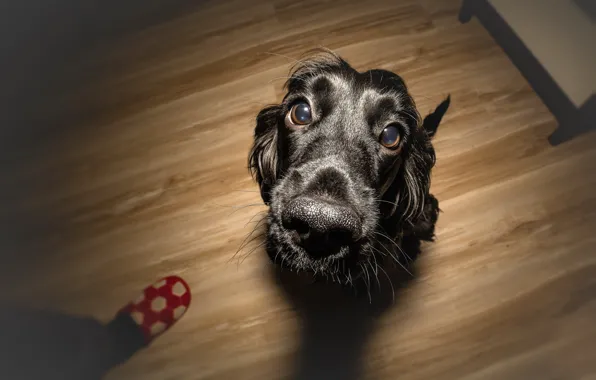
249 51 448 282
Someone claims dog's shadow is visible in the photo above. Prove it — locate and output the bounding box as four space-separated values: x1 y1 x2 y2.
268 264 417 380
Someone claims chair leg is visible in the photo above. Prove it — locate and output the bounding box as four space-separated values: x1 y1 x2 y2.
459 0 475 23
548 125 569 146
548 117 595 146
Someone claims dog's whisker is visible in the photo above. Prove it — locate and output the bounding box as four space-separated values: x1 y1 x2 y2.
371 239 399 263
273 247 282 265
380 225 414 263
368 253 381 290
373 237 401 263
364 263 373 303
238 240 267 264
375 199 394 204
244 211 267 228
374 231 413 264
232 218 267 261
206 189 260 200
244 219 266 225
378 264 396 303
359 262 372 303
371 239 408 276
281 252 287 271
378 241 413 277
358 263 367 298
235 224 266 255
229 239 265 268
375 199 399 208
369 249 380 276
373 262 382 293
223 203 265 209
371 245 390 262
229 231 266 265
211 202 264 214
238 216 266 247
226 203 267 217
342 260 350 286
372 244 409 282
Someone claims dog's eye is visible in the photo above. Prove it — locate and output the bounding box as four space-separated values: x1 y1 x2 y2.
379 125 401 149
288 102 312 126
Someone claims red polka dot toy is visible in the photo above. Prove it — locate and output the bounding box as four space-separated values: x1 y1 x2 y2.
117 275 191 344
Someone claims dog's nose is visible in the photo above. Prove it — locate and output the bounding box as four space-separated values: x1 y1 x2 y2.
282 197 362 257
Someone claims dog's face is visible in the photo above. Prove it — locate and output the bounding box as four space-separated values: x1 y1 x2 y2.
249 52 446 283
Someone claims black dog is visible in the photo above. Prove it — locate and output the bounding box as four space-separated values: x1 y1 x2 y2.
249 51 450 285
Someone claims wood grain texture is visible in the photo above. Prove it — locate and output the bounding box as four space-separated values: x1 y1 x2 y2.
1 0 595 379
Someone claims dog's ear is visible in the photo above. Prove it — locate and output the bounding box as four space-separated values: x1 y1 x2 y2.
385 131 436 224
422 95 450 139
248 105 283 205
381 96 450 224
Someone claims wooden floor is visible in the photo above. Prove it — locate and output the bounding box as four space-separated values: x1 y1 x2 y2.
2 0 596 379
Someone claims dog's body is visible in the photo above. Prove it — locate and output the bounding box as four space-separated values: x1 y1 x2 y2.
249 51 449 285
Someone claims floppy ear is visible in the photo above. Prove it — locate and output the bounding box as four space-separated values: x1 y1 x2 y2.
381 96 450 224
390 132 436 222
248 105 283 205
422 95 450 139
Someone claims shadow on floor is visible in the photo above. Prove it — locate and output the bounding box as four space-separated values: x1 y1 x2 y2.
269 262 418 380
0 306 144 380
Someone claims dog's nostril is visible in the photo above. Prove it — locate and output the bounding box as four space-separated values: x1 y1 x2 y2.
326 228 354 246
293 219 310 236
282 196 362 257
287 219 310 244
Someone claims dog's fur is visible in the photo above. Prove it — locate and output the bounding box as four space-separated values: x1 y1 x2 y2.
249 51 450 284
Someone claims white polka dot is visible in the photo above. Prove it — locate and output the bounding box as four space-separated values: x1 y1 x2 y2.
172 282 186 297
153 279 167 288
173 305 187 320
130 311 144 325
134 293 145 305
151 296 167 312
150 321 167 336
